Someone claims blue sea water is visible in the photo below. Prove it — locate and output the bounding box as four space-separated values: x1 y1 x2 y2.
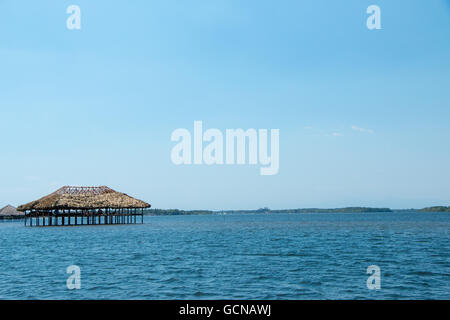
0 212 449 300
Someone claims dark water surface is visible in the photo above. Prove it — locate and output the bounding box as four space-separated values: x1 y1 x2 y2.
0 212 449 299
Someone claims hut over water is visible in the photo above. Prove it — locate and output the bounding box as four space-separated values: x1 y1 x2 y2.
0 205 25 219
18 186 150 227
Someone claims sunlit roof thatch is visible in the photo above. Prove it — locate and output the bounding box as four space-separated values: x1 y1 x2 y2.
17 186 150 211
0 205 25 216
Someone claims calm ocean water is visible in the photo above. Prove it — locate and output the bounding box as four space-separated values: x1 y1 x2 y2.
0 212 449 299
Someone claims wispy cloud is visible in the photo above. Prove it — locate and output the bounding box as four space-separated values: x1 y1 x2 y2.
332 132 343 137
351 125 374 134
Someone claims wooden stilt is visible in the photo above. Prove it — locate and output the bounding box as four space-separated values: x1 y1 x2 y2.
24 205 147 227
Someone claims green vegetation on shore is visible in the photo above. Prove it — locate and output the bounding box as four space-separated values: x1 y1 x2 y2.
144 207 393 216
145 206 450 216
262 207 392 213
418 206 450 212
147 209 213 216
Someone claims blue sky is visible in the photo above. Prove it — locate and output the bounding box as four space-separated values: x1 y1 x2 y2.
1 0 449 210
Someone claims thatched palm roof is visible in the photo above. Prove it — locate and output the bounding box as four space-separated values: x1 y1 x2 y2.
17 186 150 211
0 205 25 216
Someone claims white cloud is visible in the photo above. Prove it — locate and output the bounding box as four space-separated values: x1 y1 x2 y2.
351 125 374 134
332 132 343 137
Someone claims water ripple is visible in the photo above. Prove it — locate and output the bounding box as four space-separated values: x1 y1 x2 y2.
0 212 449 299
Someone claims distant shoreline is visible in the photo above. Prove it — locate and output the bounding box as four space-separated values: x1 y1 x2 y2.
2 207 448 220
144 206 450 216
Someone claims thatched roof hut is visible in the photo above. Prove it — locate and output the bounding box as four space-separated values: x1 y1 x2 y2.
0 205 25 218
18 186 150 211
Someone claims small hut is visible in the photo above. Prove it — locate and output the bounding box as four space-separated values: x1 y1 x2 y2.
0 205 25 219
18 186 150 227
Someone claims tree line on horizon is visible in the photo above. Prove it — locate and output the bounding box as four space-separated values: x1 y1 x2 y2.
418 206 450 212
145 207 393 216
144 206 450 216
